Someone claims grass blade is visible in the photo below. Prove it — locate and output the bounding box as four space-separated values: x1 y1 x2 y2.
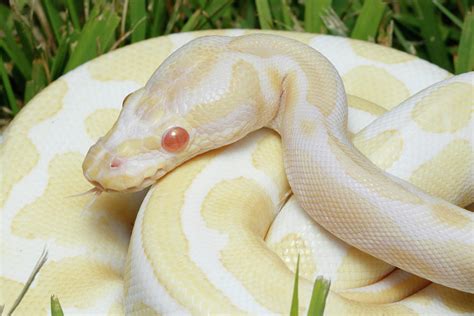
280 0 294 29
304 0 331 33
13 19 35 61
393 24 416 55
414 0 451 71
50 295 64 316
32 1 57 52
96 9 121 52
393 13 422 29
0 3 9 28
150 0 167 36
0 55 19 114
129 0 147 42
237 0 256 28
321 6 348 36
220 2 234 28
42 0 62 44
269 0 283 27
0 32 32 79
255 0 274 29
455 10 474 73
65 0 81 31
182 9 202 32
351 0 386 41
7 247 48 316
457 0 469 16
432 0 463 28
164 0 181 34
65 2 120 72
194 0 234 30
50 36 70 80
24 60 48 103
290 255 300 316
307 277 331 316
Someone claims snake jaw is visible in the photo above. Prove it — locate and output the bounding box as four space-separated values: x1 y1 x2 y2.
83 140 169 192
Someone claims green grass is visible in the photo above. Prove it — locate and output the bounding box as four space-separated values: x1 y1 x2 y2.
0 0 471 128
50 295 64 316
290 255 331 316
351 0 386 41
290 255 301 315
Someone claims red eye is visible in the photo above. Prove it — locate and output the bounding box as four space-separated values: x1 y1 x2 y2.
162 126 189 153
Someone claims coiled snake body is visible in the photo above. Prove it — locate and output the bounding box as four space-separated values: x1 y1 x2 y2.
1 30 473 315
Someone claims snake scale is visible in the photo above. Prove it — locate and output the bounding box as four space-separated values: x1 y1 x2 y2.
1 30 473 315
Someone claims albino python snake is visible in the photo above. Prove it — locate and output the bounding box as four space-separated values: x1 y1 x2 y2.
1 30 473 315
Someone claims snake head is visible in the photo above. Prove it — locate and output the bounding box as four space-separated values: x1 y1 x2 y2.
82 85 200 192
83 36 271 192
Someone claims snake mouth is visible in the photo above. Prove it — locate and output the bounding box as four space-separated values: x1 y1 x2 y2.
130 167 167 191
89 180 105 192
97 167 167 193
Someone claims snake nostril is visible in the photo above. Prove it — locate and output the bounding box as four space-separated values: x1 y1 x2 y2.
110 158 122 169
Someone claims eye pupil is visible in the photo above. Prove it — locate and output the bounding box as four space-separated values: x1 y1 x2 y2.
162 127 189 153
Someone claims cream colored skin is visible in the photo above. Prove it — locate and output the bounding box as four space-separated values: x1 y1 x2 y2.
1 30 472 315
84 34 473 293
126 105 471 314
125 70 473 314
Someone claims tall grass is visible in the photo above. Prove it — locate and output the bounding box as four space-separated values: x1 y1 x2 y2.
0 0 472 127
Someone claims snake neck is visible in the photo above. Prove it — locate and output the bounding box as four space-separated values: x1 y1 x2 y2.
227 34 348 142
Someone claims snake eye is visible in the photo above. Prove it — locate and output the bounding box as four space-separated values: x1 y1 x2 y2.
161 126 189 153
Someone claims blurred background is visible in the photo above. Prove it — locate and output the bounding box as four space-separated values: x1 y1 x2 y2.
0 0 472 128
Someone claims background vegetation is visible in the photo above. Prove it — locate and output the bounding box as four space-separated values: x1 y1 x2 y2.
0 0 472 128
